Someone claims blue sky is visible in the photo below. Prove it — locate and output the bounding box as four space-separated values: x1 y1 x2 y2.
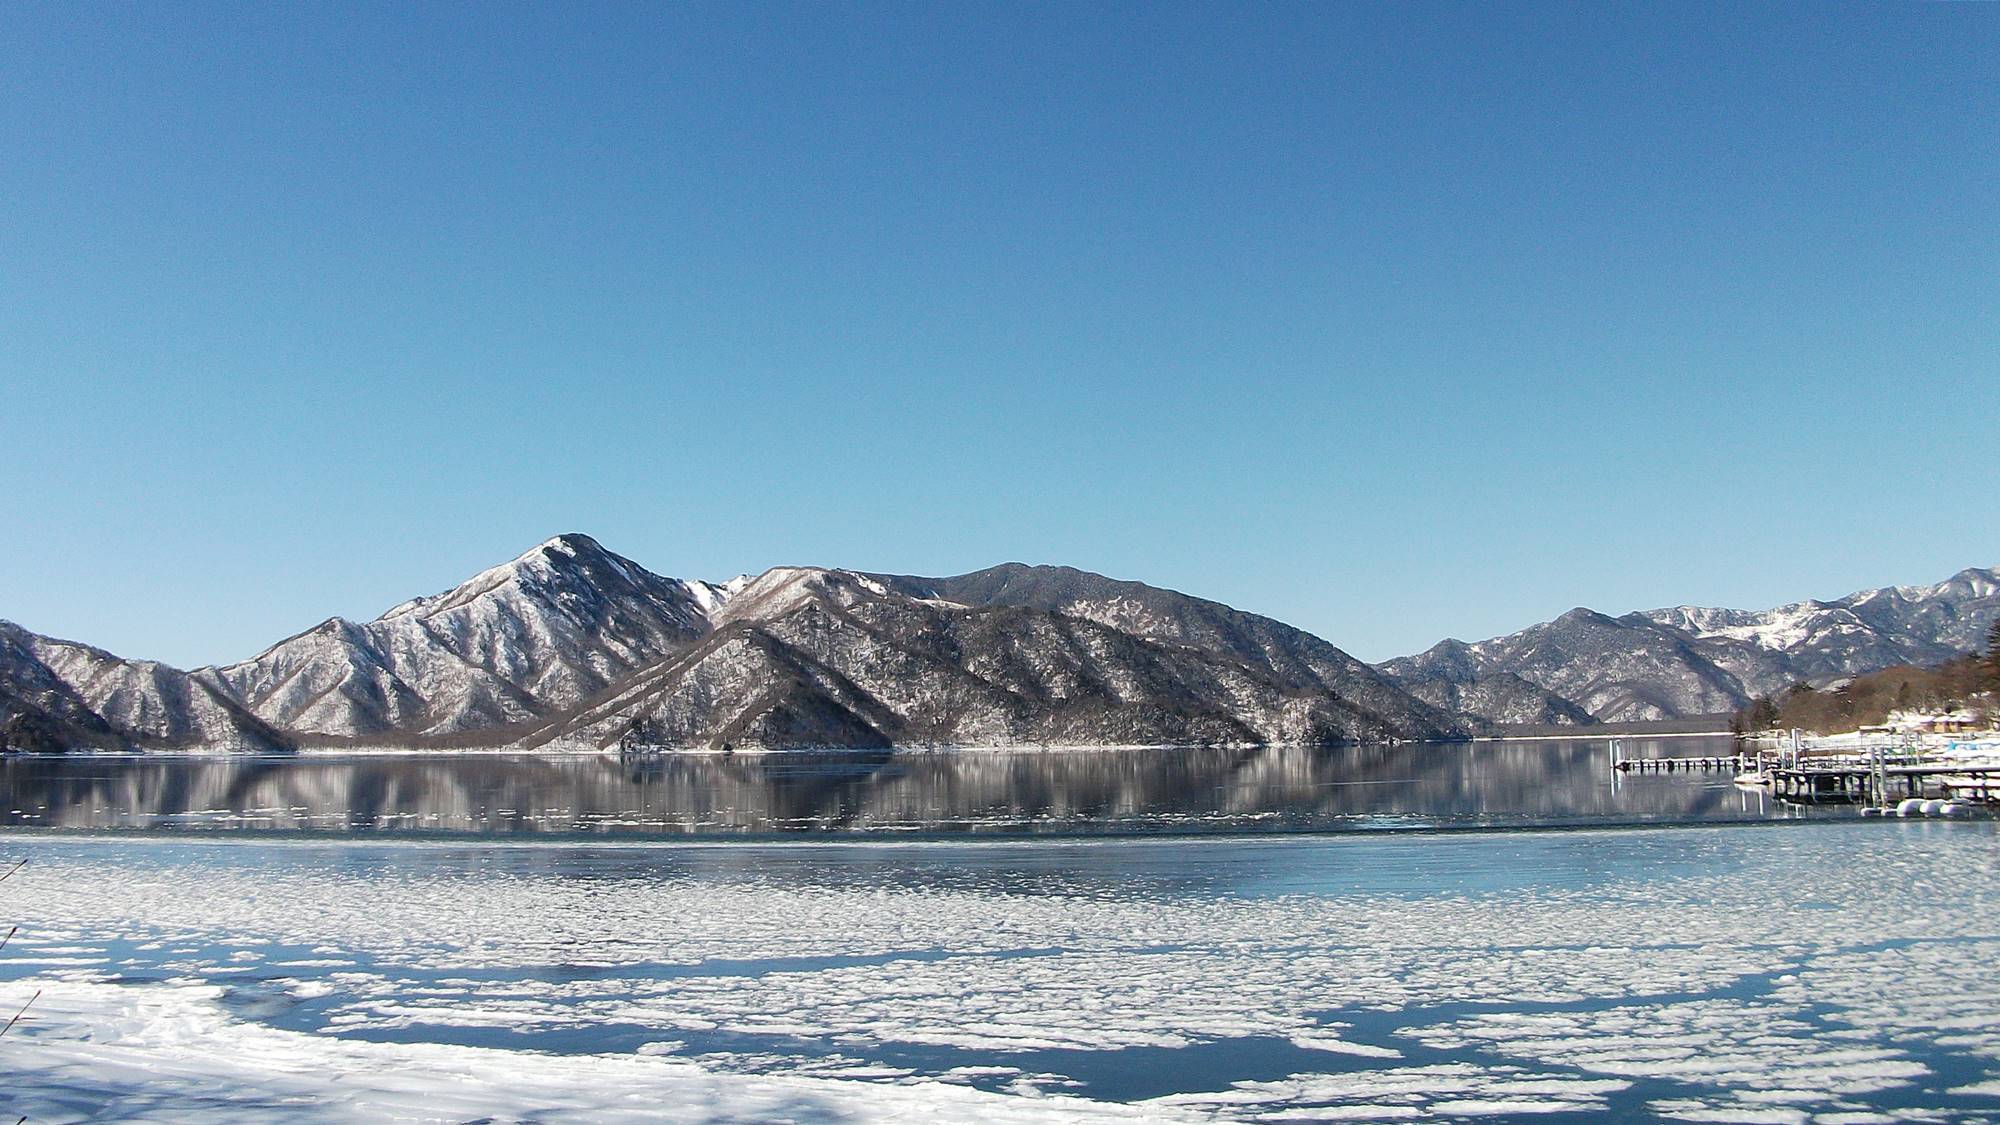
3 3 1995 667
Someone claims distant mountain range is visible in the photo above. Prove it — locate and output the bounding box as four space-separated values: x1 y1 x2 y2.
2 538 1993 752
1377 568 2000 725
0 535 1460 752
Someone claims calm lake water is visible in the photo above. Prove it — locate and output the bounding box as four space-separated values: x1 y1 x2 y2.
0 736 1803 836
5 739 1991 1124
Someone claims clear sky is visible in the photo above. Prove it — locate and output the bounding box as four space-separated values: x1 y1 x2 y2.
3 3 1995 668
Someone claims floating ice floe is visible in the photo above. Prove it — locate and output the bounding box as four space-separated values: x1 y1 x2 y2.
0 823 1996 1122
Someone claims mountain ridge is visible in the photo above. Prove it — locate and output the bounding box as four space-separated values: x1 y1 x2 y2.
9 541 1992 750
1380 566 2000 725
0 537 1465 752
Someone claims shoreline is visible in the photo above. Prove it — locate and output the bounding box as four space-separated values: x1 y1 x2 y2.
0 815 1894 851
0 733 1737 761
1470 729 1731 742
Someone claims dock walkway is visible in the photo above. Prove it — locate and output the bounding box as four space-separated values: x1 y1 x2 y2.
1607 735 2000 809
1612 755 1736 773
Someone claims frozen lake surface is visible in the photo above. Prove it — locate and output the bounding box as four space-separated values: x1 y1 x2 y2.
2 815 1998 1122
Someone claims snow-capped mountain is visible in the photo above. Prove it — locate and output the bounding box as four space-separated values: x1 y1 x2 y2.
1638 567 2000 688
1381 567 2000 725
871 563 1445 738
0 622 289 752
0 537 1462 752
0 623 129 752
526 565 1459 751
14 540 1986 750
1375 638 1596 727
201 534 728 741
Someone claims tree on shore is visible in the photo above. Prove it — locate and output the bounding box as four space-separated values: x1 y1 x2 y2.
0 713 66 755
1750 696 1780 730
1986 618 2000 693
1730 695 1782 736
1746 653 1988 735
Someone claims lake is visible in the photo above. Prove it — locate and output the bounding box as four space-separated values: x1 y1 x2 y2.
0 736 1795 836
2 739 1995 1123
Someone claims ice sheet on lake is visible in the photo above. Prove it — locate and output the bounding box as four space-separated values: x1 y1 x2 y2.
0 823 1997 1122
6 979 1171 1124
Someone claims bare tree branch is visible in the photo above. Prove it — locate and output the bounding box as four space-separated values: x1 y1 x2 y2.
1 989 39 1038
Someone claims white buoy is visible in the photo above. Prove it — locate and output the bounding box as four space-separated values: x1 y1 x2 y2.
1897 798 1925 817
1921 800 1947 817
1942 801 1972 818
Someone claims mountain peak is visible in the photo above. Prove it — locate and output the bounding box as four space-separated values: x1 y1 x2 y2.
708 566 896 626
1383 561 2000 726
533 532 607 561
0 544 1471 750
379 534 655 623
1926 566 2000 601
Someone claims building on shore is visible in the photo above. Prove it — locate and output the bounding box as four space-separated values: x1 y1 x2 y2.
1886 709 1986 736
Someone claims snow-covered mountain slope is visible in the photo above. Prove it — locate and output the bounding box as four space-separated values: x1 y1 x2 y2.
1 538 1460 752
1379 640 1597 727
1381 567 2000 725
526 566 1461 750
0 622 290 753
871 563 1462 740
1637 566 2000 692
1382 609 1755 724
0 623 129 752
201 535 730 741
10 545 1994 748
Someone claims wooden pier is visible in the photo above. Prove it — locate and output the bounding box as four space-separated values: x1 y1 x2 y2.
1768 761 2000 804
1612 755 1738 772
1606 739 1741 773
1606 735 2000 810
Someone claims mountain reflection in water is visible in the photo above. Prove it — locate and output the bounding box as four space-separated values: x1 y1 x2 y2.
0 738 1795 836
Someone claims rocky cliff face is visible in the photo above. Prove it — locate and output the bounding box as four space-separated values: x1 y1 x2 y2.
1 538 1460 751
1381 567 2000 725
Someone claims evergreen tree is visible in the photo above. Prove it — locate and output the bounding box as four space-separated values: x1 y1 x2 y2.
1749 696 1780 730
1 712 67 755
